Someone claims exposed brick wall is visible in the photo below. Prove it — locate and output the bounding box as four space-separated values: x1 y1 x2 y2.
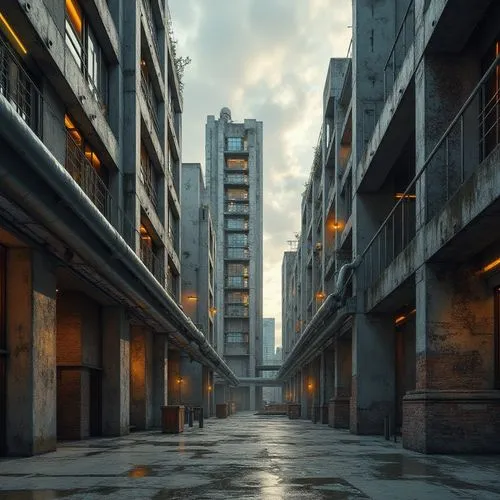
403 390 500 453
56 369 81 440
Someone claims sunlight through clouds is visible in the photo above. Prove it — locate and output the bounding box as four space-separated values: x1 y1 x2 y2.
169 0 352 344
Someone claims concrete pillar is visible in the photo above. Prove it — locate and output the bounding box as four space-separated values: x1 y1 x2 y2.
403 263 500 453
102 306 130 436
130 326 153 430
167 348 182 404
6 249 57 456
249 385 256 411
300 369 308 419
351 314 395 434
180 354 203 407
152 335 168 427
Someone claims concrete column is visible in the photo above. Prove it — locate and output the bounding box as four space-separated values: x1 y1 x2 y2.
180 354 203 407
152 335 168 427
6 249 57 456
351 314 395 434
404 263 500 453
249 385 256 411
102 306 130 436
300 369 308 419
322 348 335 424
130 326 153 430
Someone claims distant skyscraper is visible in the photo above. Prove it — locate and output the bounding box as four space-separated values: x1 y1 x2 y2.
262 318 276 364
205 108 263 411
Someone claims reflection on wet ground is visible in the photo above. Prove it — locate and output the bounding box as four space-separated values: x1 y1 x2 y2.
1 413 500 499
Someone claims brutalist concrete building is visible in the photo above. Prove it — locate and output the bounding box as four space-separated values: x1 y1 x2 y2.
180 163 217 417
280 0 500 453
206 108 264 411
0 0 236 456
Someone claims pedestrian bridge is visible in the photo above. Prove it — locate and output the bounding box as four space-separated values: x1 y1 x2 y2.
237 377 284 387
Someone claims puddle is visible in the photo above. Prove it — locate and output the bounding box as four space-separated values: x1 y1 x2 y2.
128 465 154 478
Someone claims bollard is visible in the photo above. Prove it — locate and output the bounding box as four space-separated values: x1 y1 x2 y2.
188 407 194 427
384 416 390 440
199 407 204 428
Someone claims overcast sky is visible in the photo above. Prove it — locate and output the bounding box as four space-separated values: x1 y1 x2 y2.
169 0 352 346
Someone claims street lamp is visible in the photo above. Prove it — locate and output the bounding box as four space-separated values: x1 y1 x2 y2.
177 376 183 403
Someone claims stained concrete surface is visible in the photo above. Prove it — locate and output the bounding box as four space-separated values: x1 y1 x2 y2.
1 413 500 499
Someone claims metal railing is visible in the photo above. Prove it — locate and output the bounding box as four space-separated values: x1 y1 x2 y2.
224 342 249 355
225 276 249 288
225 306 249 318
0 34 42 136
384 0 415 100
225 203 249 214
140 72 160 135
140 162 159 211
224 174 249 185
226 248 250 259
1 33 170 291
142 0 161 62
362 55 500 288
140 242 165 285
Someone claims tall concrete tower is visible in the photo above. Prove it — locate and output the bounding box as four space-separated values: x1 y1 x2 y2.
206 108 263 411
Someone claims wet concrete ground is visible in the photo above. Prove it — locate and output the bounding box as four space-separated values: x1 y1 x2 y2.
1 412 500 499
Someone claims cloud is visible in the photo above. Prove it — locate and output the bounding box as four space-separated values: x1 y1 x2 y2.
170 0 352 345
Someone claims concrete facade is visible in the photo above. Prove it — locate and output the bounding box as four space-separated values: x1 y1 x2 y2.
0 0 236 456
206 109 264 411
180 163 216 417
280 0 500 453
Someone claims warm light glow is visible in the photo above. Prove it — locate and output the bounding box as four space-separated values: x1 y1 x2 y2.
315 291 326 301
209 307 217 315
0 12 28 55
187 295 198 300
177 376 183 384
208 385 212 392
395 193 417 200
307 383 313 391
395 315 406 325
64 114 82 144
483 257 500 273
328 220 343 231
65 0 82 37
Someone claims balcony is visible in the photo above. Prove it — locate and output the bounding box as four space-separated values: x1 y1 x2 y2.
361 54 500 288
140 72 160 136
0 30 172 292
384 0 415 100
0 34 41 136
140 163 158 211
225 276 249 288
142 0 161 63
224 174 249 185
225 305 249 318
224 342 249 356
225 203 249 215
226 248 249 260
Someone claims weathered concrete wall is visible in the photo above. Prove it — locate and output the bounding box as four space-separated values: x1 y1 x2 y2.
6 249 57 456
102 306 130 436
152 335 168 427
130 326 153 430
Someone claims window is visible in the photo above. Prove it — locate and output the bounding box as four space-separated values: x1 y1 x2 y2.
225 291 249 305
65 0 108 108
227 233 248 248
226 263 248 277
226 158 248 170
226 188 248 201
0 32 40 132
140 143 158 210
226 218 248 230
225 332 249 344
226 137 244 151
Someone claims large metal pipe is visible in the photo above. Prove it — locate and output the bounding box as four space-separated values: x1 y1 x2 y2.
0 97 238 386
278 259 359 380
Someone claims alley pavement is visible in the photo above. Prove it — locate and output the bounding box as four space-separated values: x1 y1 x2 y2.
1 412 500 499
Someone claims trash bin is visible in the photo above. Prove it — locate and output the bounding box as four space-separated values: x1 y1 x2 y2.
161 405 185 433
216 403 228 419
